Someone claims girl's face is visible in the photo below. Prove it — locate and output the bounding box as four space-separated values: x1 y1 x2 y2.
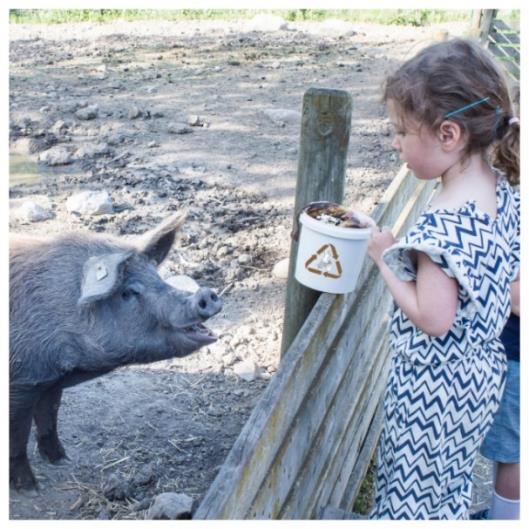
387 102 452 180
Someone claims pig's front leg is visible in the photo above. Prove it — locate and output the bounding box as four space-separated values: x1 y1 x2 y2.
34 384 67 463
10 398 38 490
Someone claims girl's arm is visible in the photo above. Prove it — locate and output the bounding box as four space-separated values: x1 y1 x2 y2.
369 228 459 337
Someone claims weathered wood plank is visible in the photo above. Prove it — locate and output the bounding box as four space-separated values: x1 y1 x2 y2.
281 88 352 356
478 9 497 44
320 505 365 519
282 323 392 518
340 394 385 511
249 271 392 518
326 335 391 510
486 17 520 79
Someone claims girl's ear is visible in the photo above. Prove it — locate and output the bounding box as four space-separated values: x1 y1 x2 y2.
438 120 464 151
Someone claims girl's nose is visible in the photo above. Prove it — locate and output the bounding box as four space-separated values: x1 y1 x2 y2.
391 136 400 151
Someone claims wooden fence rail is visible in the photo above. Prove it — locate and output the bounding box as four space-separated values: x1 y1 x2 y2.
195 166 437 519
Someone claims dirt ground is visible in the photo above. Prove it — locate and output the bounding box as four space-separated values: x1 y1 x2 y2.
9 17 475 520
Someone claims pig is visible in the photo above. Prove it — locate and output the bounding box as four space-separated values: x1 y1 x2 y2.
9 211 222 490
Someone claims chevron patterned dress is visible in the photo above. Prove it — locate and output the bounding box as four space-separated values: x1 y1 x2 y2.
370 175 520 519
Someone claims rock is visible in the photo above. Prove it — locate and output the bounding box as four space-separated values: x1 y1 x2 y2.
11 137 32 155
29 133 59 153
270 61 281 69
97 508 112 520
133 464 156 486
165 274 200 293
262 108 301 126
187 115 206 127
66 190 114 216
128 106 142 119
17 201 54 222
317 19 357 36
232 359 260 382
106 133 126 146
38 145 73 166
75 104 99 120
102 472 131 501
246 14 288 32
272 258 290 279
73 142 112 160
146 492 193 520
58 101 80 114
168 122 193 135
237 253 252 265
50 119 68 135
222 352 238 367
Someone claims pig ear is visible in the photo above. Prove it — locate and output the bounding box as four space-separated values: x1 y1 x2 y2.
78 251 134 306
136 211 187 265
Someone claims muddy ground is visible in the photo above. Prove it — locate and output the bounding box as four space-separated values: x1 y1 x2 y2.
9 17 478 520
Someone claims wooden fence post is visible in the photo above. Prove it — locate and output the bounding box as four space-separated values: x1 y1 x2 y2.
280 88 352 356
478 9 497 45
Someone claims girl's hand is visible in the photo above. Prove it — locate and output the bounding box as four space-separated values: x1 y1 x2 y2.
368 226 396 266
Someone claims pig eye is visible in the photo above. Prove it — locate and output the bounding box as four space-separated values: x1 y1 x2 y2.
121 286 141 301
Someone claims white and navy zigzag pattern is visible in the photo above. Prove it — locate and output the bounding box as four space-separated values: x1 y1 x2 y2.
369 175 519 519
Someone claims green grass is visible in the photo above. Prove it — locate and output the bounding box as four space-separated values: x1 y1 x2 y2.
9 9 485 26
353 458 376 514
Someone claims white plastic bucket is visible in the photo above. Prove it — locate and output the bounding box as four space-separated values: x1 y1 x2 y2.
295 211 372 294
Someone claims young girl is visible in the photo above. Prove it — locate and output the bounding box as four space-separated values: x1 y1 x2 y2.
367 38 520 519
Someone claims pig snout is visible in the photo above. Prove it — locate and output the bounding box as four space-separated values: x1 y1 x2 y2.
167 287 222 330
191 287 222 320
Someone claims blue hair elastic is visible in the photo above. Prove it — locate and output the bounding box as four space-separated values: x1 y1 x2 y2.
444 96 490 118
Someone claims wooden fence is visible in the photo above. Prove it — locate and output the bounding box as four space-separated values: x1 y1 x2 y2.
475 9 520 80
195 166 437 519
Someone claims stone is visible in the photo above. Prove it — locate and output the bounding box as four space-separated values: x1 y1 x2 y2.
17 201 54 223
272 258 290 279
128 106 142 119
66 190 114 216
262 108 301 126
101 472 131 501
75 104 99 120
237 254 252 265
187 115 206 127
38 146 73 166
317 19 357 36
106 133 126 146
73 143 112 160
50 119 68 135
246 14 288 32
232 359 260 382
168 122 193 135
146 492 193 520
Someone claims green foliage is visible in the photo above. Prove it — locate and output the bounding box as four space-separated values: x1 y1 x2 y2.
353 458 376 514
10 9 475 26
387 10 429 27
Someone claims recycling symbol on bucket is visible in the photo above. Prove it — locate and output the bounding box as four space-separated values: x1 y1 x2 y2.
304 244 342 279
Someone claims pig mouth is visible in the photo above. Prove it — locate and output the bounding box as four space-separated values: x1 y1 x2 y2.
180 322 217 344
